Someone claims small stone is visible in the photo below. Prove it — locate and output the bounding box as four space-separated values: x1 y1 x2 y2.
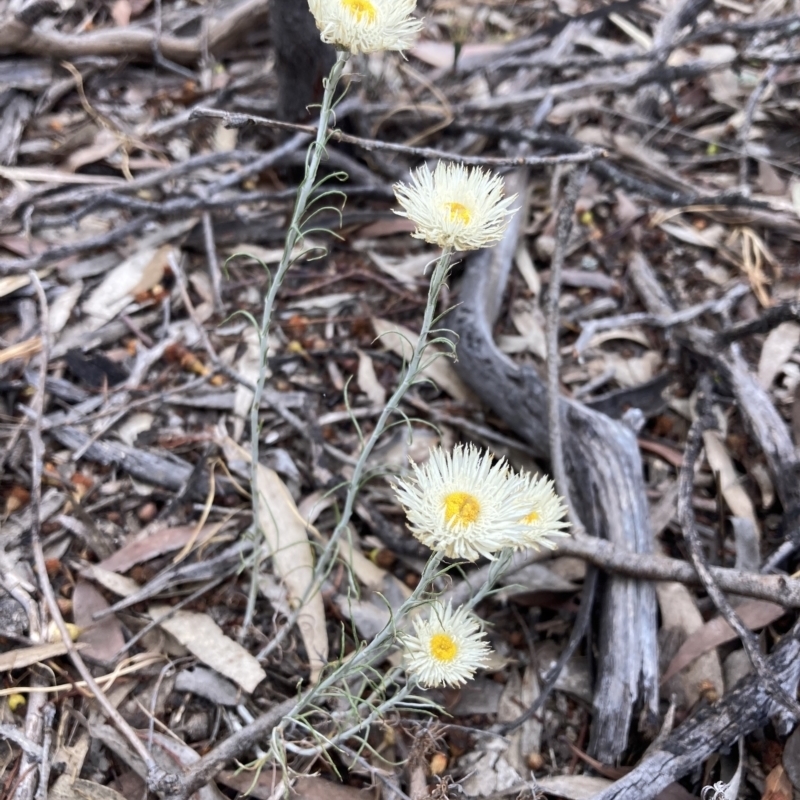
137 502 158 522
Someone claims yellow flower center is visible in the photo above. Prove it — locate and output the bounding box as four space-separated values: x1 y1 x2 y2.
444 202 472 225
523 510 540 524
443 492 480 526
430 633 458 662
341 0 377 22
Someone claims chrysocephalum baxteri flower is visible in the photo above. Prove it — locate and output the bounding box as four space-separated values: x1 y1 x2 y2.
392 444 535 561
511 471 570 549
403 601 491 688
393 161 517 251
307 0 422 55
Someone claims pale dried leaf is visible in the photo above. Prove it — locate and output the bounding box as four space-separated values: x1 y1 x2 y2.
110 0 131 25
659 221 725 248
149 604 266 693
73 581 124 664
232 325 262 441
72 778 129 800
0 274 30 299
50 280 83 336
356 349 386 405
372 317 472 402
656 582 723 707
82 245 170 327
219 435 328 683
116 412 154 447
498 667 542 775
514 242 540 296
763 764 793 800
80 565 141 597
534 775 614 799
174 666 241 706
661 599 786 684
703 429 758 526
0 641 85 673
758 322 800 389
367 250 430 287
66 129 120 173
96 525 221 573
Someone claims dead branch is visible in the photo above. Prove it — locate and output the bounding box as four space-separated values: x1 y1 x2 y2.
590 619 800 800
678 374 800 717
190 107 607 167
0 0 268 63
447 170 659 763
25 274 179 796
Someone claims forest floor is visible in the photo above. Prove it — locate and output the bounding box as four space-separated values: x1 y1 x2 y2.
2 0 800 799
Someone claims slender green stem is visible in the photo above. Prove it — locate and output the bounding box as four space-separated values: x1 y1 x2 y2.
256 247 455 661
244 50 350 632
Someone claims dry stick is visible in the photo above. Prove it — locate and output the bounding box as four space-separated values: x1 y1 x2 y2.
445 539 800 609
546 164 588 518
499 165 594 736
679 374 800 718
1 0 269 62
25 273 179 796
590 617 800 800
715 299 800 346
201 211 223 312
189 107 606 167
737 65 778 197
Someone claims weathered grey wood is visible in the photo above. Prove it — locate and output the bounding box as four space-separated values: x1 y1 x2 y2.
447 172 659 762
590 620 800 800
50 426 209 498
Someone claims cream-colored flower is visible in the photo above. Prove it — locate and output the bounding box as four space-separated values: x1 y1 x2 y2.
511 471 570 549
393 162 517 250
392 444 535 561
308 0 422 55
403 601 491 688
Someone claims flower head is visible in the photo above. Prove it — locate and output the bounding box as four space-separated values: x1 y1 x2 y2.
510 471 570 550
392 444 535 561
393 162 517 251
308 0 422 55
403 601 491 687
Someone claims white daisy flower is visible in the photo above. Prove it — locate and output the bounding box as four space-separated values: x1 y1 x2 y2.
308 0 422 55
393 162 518 251
403 601 491 688
392 444 535 561
511 471 570 550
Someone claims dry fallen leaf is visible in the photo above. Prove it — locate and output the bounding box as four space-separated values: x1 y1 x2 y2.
81 245 170 327
0 641 86 674
534 775 614 800
372 317 472 403
73 581 125 664
219 435 328 683
356 348 386 406
758 322 800 389
703 429 758 528
656 581 723 707
149 604 266 693
662 599 786 684
97 525 221 573
763 764 793 800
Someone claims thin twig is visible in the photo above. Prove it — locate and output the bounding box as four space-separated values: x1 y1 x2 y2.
201 211 223 312
678 374 800 718
444 531 800 609
189 107 607 167
497 567 598 735
546 163 588 524
25 273 179 796
737 65 778 197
